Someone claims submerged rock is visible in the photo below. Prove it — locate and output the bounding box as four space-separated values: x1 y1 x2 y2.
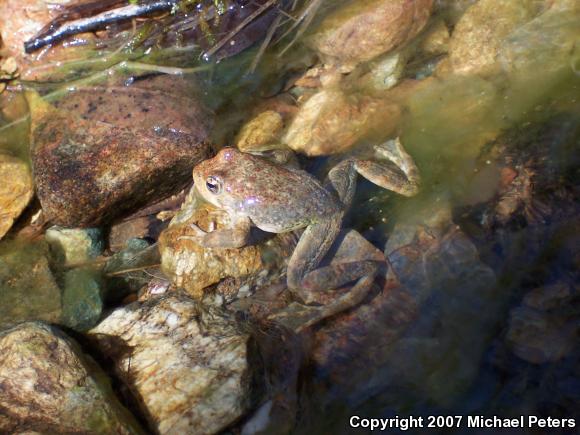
300 201 499 411
61 267 104 332
448 0 539 76
0 240 62 329
29 74 213 227
45 226 104 266
104 239 161 301
358 52 407 92
309 0 434 69
0 154 33 240
305 282 418 408
381 202 499 405
283 88 401 156
89 295 254 435
506 282 578 364
269 229 387 332
506 305 578 364
0 322 143 434
418 18 450 56
498 0 580 80
236 110 285 153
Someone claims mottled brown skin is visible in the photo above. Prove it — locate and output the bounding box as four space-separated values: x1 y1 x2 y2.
190 140 419 327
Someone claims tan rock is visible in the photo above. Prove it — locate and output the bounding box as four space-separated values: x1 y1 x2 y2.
89 295 253 435
448 0 538 76
236 110 284 152
283 88 401 156
434 0 478 26
419 18 451 56
0 154 33 239
159 202 264 298
309 0 434 68
0 322 143 434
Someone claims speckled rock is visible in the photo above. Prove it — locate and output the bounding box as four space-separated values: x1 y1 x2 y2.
448 0 539 76
283 88 401 156
309 0 434 69
89 295 254 435
0 322 143 434
29 74 213 227
0 240 62 329
0 154 33 240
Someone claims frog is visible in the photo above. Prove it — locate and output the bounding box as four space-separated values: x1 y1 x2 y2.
186 138 420 328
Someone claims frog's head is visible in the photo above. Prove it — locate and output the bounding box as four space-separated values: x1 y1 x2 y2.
192 147 253 212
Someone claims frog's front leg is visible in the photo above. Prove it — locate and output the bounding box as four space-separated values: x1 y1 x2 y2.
180 215 252 249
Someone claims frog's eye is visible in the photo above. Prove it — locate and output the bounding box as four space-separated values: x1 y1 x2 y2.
205 175 222 195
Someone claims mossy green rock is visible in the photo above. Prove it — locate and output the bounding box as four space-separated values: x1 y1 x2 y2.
62 267 104 332
0 322 144 434
0 240 62 329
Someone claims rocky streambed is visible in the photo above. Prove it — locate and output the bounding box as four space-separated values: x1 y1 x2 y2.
0 0 579 434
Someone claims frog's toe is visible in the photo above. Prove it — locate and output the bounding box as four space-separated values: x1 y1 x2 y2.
177 223 207 243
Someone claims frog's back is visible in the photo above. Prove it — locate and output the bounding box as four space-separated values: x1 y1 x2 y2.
244 164 341 233
194 148 341 233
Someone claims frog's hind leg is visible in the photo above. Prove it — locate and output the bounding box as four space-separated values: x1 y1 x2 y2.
355 138 420 197
287 215 342 293
298 274 377 331
326 159 358 207
288 225 384 330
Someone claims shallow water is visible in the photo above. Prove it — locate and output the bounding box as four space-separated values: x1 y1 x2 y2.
1 0 579 433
